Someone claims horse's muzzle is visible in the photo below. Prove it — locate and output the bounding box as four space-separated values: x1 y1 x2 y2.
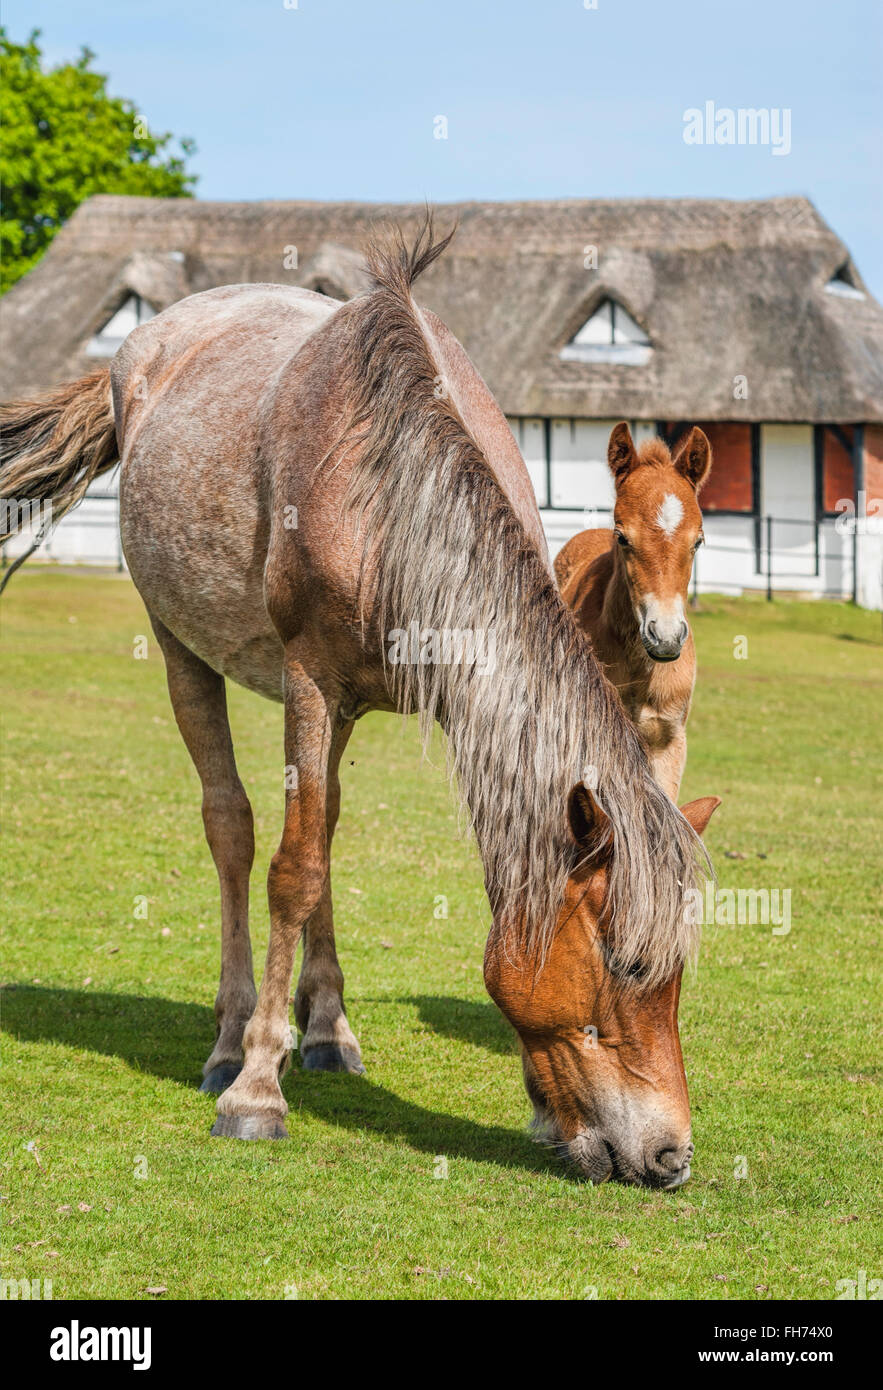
567 1130 694 1189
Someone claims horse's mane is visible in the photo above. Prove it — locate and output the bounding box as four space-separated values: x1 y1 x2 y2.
326 215 705 987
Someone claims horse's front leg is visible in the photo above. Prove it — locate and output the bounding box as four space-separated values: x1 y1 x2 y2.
295 720 365 1073
212 656 336 1139
296 882 365 1073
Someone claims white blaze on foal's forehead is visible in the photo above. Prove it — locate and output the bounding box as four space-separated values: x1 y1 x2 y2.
656 493 684 538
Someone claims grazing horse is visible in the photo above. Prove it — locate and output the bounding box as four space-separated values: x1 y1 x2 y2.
1 225 720 1187
554 423 711 800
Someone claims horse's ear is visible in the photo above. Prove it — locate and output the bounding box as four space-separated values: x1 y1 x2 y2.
607 422 639 485
679 795 721 840
567 781 611 855
673 427 712 493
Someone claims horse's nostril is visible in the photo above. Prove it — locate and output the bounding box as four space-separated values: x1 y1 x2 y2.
647 1139 693 1187
646 620 658 642
679 621 689 644
654 1142 693 1174
654 1146 682 1173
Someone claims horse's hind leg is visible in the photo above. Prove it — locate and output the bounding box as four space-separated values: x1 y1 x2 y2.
295 720 365 1074
150 617 257 1093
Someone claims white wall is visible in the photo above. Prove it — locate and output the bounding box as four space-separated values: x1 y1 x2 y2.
855 528 883 609
2 468 124 570
510 416 655 515
2 419 876 608
508 418 547 506
549 419 618 510
760 424 817 582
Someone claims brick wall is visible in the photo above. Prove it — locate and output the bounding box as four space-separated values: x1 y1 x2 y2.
822 426 854 513
663 421 753 512
865 424 883 507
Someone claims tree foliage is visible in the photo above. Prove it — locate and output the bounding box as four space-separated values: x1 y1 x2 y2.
1 29 197 292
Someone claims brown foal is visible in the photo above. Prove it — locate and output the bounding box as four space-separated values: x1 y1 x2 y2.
555 423 711 800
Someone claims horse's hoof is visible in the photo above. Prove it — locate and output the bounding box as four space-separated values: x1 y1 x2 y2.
210 1114 289 1140
199 1062 242 1094
301 1042 366 1075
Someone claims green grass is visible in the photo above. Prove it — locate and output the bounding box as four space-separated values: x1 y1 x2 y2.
2 570 881 1300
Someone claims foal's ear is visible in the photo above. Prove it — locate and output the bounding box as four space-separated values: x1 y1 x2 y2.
673 427 712 492
608 422 639 484
679 795 721 840
567 781 612 855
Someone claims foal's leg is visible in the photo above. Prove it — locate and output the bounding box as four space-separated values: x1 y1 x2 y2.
651 727 688 803
213 654 337 1139
150 618 257 1093
295 719 365 1074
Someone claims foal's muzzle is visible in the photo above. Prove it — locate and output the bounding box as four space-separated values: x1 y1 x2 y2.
640 617 689 662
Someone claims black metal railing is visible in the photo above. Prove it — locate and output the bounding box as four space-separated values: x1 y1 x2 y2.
551 507 857 602
1 498 860 602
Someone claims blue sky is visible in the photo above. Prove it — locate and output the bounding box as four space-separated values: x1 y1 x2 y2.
7 0 882 296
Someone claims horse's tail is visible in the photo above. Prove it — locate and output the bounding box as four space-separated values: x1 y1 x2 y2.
0 368 117 589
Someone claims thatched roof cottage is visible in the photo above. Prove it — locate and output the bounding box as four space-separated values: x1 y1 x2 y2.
2 194 881 605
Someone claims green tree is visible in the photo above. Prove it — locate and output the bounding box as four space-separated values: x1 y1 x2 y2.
1 29 197 293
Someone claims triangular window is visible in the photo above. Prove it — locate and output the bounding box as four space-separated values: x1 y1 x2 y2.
87 294 156 357
305 277 349 302
824 265 865 300
560 299 652 363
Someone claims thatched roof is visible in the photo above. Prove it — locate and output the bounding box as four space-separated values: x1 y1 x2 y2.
2 194 881 422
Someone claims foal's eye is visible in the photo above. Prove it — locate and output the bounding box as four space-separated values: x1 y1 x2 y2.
615 531 630 548
693 534 704 551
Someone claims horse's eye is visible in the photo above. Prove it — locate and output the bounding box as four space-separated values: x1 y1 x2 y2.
693 534 704 551
615 531 630 548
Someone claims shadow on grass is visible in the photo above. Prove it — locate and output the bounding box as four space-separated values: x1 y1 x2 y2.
835 630 883 645
396 994 516 1055
1 985 565 1179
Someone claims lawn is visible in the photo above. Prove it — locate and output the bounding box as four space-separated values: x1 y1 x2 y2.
1 569 881 1300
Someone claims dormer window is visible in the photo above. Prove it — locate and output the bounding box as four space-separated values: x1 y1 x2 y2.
560 298 652 364
298 242 370 302
824 264 865 300
306 278 348 302
86 294 155 357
